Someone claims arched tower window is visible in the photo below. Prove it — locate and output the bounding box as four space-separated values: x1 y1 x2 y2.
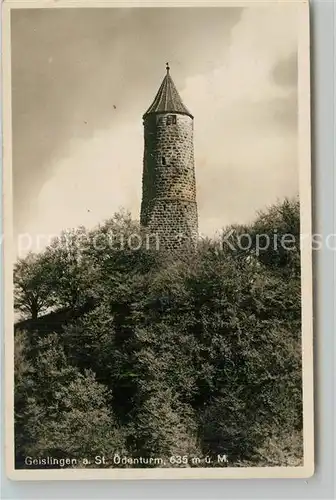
166 115 177 125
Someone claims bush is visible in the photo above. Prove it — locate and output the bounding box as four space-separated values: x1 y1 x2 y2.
14 200 303 467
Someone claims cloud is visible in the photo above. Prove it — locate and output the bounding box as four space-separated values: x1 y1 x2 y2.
179 5 299 236
12 7 242 240
271 52 298 88
25 121 143 245
11 5 299 254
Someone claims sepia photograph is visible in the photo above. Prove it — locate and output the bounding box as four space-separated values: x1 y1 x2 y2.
2 0 313 480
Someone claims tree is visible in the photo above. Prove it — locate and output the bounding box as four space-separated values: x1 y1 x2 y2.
14 252 56 319
42 227 95 311
15 332 125 467
129 386 201 465
14 200 303 467
43 213 161 312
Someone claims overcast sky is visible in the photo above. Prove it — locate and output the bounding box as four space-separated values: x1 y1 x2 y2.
11 5 299 253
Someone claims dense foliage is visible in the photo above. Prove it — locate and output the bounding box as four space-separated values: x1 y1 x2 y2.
14 199 303 468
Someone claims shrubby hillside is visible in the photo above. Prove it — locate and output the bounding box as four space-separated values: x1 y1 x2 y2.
14 198 303 468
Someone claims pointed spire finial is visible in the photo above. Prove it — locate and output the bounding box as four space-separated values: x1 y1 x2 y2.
143 62 193 118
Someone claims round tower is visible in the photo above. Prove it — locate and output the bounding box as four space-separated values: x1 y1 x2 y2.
140 64 198 251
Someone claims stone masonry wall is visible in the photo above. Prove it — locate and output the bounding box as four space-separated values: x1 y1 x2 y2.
140 112 198 250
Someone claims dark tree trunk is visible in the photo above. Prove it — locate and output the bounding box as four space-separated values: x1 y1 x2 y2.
31 303 38 320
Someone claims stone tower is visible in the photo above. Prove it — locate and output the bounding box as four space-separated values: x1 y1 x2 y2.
140 64 198 251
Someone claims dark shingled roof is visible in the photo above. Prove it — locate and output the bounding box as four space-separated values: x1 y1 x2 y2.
143 64 193 119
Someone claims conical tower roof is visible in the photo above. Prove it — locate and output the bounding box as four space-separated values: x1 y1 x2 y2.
143 63 193 119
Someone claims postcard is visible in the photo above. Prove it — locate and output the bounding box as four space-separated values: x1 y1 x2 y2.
2 0 313 480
